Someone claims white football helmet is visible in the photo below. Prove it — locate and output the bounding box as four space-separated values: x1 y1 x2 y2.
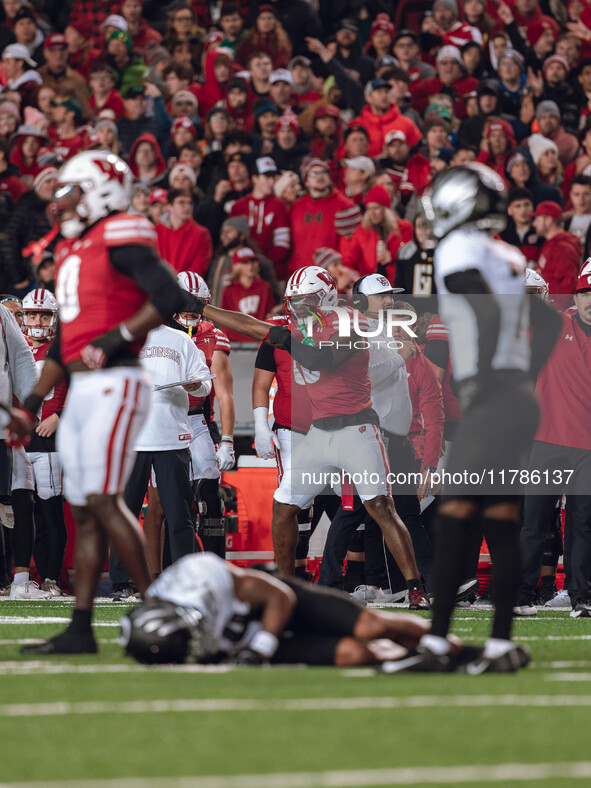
421 163 508 239
525 268 549 299
175 271 210 327
52 150 133 238
22 288 59 340
284 265 338 321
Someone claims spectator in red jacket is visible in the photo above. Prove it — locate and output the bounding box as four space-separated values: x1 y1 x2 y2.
532 200 583 307
156 188 213 276
47 97 88 161
127 132 167 187
220 246 275 340
230 156 291 277
287 157 361 274
341 185 413 282
476 118 516 177
351 78 416 158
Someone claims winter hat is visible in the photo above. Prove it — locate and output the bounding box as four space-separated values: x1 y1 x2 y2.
66 20 93 39
344 156 376 176
171 116 197 138
498 49 525 73
485 119 515 143
23 106 44 127
435 0 458 13
273 170 299 199
222 215 250 237
535 100 560 121
313 104 341 121
364 184 391 207
528 133 559 166
275 110 300 135
370 14 395 38
531 200 562 220
436 45 463 67
314 247 342 269
0 101 20 119
543 54 569 75
300 157 330 182
505 150 530 175
108 29 133 52
33 166 58 192
95 118 118 135
169 162 197 186
15 124 46 139
526 16 559 48
102 15 128 32
172 90 198 109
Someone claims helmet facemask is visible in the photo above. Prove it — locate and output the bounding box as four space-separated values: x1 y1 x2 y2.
51 183 89 238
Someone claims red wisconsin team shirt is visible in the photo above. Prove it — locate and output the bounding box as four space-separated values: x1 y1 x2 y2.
55 213 157 365
32 342 68 419
304 307 372 421
535 312 591 450
220 279 275 342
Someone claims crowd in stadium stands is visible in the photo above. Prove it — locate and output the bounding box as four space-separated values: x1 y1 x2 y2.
1 0 591 611
0 0 588 308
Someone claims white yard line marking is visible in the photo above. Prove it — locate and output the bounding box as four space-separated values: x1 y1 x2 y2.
4 694 591 718
0 662 233 676
545 673 591 682
0 617 118 626
0 639 119 646
5 761 591 788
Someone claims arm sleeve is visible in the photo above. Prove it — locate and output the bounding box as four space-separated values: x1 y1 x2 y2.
108 245 203 318
443 269 500 379
282 334 339 370
1 308 37 402
255 340 277 372
417 357 445 469
186 340 212 398
326 57 365 115
423 339 449 369
368 348 405 389
46 322 65 369
529 296 563 379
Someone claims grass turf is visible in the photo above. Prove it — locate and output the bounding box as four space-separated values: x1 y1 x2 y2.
0 601 590 786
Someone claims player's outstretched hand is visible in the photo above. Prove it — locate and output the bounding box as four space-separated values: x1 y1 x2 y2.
229 647 267 666
255 425 280 460
265 325 291 348
5 408 35 447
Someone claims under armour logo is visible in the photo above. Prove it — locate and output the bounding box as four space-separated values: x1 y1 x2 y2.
305 211 322 224
565 334 574 341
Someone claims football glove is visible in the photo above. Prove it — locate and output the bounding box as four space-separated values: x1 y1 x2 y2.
217 437 235 471
253 407 280 460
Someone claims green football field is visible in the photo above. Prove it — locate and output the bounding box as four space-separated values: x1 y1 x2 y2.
1 600 591 788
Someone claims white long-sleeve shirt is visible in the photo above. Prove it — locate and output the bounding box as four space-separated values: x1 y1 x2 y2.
366 316 412 436
135 325 212 451
0 305 37 428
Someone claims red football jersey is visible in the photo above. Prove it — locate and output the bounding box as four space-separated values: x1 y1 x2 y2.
230 195 290 270
262 316 312 433
304 307 372 421
32 342 68 419
188 321 231 417
55 213 158 365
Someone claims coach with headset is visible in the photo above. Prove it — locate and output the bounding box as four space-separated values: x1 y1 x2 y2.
318 274 432 601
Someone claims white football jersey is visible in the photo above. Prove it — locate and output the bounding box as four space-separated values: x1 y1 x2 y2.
435 228 530 383
146 553 257 656
135 325 211 451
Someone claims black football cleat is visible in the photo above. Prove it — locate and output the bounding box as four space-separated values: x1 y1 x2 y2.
462 644 530 675
378 644 456 673
21 629 98 655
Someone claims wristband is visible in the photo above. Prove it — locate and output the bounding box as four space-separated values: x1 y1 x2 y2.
250 630 279 659
424 466 437 474
221 435 234 444
254 406 270 432
23 393 43 416
119 323 135 343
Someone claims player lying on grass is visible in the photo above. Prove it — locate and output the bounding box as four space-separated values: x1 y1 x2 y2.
121 553 477 668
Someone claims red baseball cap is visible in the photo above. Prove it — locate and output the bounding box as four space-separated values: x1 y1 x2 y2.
149 188 167 205
232 246 257 265
576 260 591 293
530 201 563 220
44 33 67 49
